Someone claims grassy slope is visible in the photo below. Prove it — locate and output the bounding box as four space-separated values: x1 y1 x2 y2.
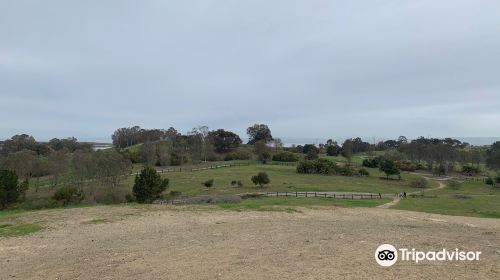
393 181 500 218
122 164 431 196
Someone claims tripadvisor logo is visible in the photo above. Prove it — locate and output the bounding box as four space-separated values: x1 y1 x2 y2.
375 244 482 267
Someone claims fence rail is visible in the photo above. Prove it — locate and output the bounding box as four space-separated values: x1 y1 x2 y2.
264 192 383 199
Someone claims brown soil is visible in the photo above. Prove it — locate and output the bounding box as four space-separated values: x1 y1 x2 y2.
1 205 499 279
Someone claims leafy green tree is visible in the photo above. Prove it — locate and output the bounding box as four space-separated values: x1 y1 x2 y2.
0 170 24 209
305 148 319 160
208 129 242 152
379 159 400 179
486 141 500 171
341 139 353 162
247 124 273 144
251 172 270 187
326 144 340 156
133 167 169 203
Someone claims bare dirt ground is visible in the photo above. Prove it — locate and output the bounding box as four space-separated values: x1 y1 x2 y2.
1 205 499 280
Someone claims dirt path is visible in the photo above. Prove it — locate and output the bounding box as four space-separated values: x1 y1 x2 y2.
1 205 498 279
377 179 447 209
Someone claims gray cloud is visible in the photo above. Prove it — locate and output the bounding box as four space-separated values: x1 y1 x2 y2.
1 0 499 141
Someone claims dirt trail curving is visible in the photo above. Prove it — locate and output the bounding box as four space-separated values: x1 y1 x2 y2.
377 179 447 209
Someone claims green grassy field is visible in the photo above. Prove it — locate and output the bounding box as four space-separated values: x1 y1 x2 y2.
392 181 500 218
122 164 434 196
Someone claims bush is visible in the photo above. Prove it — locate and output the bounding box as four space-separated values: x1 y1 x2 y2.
358 168 370 177
362 157 382 168
409 178 428 188
398 161 417 172
485 177 494 185
380 159 401 179
133 167 169 203
447 180 461 190
272 152 299 162
202 179 214 188
125 193 136 203
296 158 337 175
53 186 84 206
251 172 270 187
224 150 252 161
462 165 480 176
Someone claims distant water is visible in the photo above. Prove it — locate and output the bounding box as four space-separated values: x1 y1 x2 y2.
279 137 500 147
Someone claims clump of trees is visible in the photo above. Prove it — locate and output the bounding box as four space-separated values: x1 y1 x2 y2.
53 186 84 206
272 152 299 162
132 167 169 203
251 172 270 187
296 158 367 177
247 124 273 144
0 170 27 209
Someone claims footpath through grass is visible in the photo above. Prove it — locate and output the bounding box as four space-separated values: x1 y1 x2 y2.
392 181 500 218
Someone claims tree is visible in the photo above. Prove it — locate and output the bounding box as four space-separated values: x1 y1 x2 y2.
0 170 24 209
71 150 95 190
379 159 400 179
486 142 500 171
247 124 273 144
273 138 284 152
95 149 132 188
305 148 319 160
47 150 68 187
251 172 270 187
140 142 158 166
341 139 353 162
3 149 37 181
190 126 210 162
326 144 340 156
209 129 242 152
133 167 169 203
254 140 271 163
53 186 84 206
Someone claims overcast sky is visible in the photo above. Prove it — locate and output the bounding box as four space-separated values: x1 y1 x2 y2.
1 0 499 142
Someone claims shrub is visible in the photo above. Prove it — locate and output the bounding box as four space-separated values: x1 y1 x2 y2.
409 178 428 188
133 167 169 203
272 152 299 162
362 157 382 168
202 179 214 189
358 168 370 177
485 177 494 185
251 172 270 187
297 158 337 175
237 181 243 187
447 180 461 190
231 180 243 187
125 193 136 203
398 161 417 172
53 186 84 206
338 165 356 176
462 165 480 176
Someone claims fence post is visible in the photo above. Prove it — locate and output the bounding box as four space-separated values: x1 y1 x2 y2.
315 192 317 197
306 192 308 197
352 194 354 199
296 192 298 197
379 193 382 199
277 191 279 197
334 194 335 198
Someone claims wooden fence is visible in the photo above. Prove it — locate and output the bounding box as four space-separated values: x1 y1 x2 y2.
264 192 383 199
